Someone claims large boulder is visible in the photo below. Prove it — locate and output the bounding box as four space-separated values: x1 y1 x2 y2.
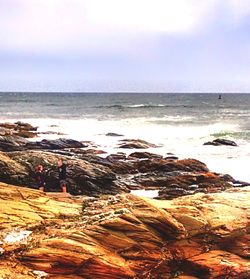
204 138 238 146
118 139 159 149
0 150 120 196
0 183 249 278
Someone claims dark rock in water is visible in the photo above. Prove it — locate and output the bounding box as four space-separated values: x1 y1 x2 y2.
128 152 163 160
38 131 66 136
14 121 38 131
106 132 124 137
0 121 37 131
0 136 87 152
26 138 86 150
118 139 158 149
204 138 237 146
0 150 121 196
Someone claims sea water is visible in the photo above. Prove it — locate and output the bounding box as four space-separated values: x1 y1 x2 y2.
0 92 249 182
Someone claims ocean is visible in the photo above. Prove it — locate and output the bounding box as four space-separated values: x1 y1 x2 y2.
0 92 250 182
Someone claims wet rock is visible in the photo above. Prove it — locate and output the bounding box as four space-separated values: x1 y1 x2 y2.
106 132 124 137
0 137 87 152
0 184 249 278
38 131 66 136
204 138 238 146
128 151 163 159
25 138 86 150
118 139 159 149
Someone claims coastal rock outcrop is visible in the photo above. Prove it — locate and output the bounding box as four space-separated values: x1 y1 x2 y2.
118 139 159 149
0 121 38 138
0 137 87 152
0 150 120 196
0 183 249 278
204 138 238 146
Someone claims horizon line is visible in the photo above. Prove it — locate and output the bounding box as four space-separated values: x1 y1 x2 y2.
0 91 249 94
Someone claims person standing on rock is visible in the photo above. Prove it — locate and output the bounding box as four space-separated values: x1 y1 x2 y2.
35 165 46 192
58 159 67 193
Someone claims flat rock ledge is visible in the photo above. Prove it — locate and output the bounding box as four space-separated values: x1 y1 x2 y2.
0 183 249 278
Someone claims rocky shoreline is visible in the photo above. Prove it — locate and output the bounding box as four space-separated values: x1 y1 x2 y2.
0 121 249 278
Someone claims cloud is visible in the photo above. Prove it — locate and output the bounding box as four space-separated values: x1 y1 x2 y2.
0 0 217 53
0 0 250 92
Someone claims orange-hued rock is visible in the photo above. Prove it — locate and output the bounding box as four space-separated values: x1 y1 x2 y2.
0 182 249 278
184 250 250 278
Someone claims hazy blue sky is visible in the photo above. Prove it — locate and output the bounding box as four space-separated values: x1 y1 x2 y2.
0 0 250 92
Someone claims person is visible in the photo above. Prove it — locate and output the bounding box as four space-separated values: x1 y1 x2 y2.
35 165 46 192
58 159 67 193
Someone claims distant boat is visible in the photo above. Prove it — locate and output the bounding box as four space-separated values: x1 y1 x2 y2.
218 94 222 99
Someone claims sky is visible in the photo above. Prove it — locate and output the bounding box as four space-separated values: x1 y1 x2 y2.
0 0 250 92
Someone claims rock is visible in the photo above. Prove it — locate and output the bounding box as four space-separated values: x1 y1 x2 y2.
38 131 66 136
17 130 37 138
25 138 86 150
0 135 29 151
164 156 179 160
118 139 159 149
110 158 242 199
0 150 120 196
106 132 124 137
0 136 87 152
128 151 163 159
0 122 38 138
204 138 238 146
0 183 249 278
183 250 250 278
107 152 127 161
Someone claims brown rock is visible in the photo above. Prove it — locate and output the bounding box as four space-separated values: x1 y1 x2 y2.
118 139 159 149
0 184 249 278
0 150 119 196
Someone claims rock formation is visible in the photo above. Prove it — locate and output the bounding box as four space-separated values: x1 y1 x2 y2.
0 150 122 196
0 183 249 278
204 138 238 147
118 139 159 149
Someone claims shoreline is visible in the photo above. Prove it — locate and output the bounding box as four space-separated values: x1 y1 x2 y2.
0 120 249 199
1 117 249 183
0 120 249 278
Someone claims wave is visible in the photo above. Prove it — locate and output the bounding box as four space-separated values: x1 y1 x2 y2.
94 104 195 109
4 99 37 104
211 130 250 140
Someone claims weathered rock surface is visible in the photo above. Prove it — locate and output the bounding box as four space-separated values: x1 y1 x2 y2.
109 157 246 199
0 136 87 152
118 139 159 149
128 151 163 159
0 150 122 196
0 183 249 278
204 138 238 146
0 121 38 138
